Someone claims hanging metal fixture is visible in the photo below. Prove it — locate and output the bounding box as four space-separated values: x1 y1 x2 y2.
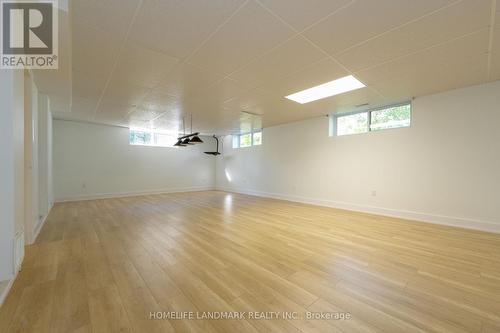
204 135 221 156
173 114 204 147
190 135 203 144
173 139 185 147
174 117 187 147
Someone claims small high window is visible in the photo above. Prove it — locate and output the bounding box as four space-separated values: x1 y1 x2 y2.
129 129 177 147
333 102 411 136
232 130 263 149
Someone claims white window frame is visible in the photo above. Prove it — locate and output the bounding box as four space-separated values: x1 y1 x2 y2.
129 128 177 147
331 102 411 137
232 129 263 149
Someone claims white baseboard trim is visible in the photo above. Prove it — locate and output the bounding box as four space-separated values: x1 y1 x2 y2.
0 270 18 308
32 201 54 244
55 186 215 203
216 187 500 234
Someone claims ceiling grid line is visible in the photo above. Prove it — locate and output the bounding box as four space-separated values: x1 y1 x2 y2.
254 0 386 99
183 0 250 64
353 28 490 74
219 56 331 106
126 1 474 123
147 0 360 120
180 0 359 103
126 0 251 125
92 0 144 119
59 0 499 133
157 0 483 128
335 0 464 56
487 0 498 79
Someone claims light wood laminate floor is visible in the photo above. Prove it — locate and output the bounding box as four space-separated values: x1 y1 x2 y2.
1 191 500 332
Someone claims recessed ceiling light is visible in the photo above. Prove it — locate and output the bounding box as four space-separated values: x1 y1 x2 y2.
285 75 366 104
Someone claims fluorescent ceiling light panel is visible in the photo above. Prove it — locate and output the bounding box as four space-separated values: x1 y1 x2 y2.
285 75 366 104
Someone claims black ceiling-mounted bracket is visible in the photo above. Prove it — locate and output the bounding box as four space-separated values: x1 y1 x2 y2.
204 135 221 156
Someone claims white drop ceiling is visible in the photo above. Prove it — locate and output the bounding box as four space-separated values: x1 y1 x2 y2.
36 0 499 135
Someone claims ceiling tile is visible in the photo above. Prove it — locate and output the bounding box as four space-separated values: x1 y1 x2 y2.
67 97 99 120
127 109 164 121
112 42 179 88
72 0 139 36
72 22 121 75
337 0 491 72
156 63 224 98
229 36 326 89
236 111 263 132
188 0 295 75
332 88 386 114
128 119 155 129
95 102 132 125
140 90 182 111
152 113 183 133
490 26 500 81
101 78 150 106
356 30 489 100
72 69 107 100
66 0 498 134
257 0 352 31
129 0 245 59
256 98 328 127
303 0 455 55
222 87 274 113
258 58 348 98
193 78 247 104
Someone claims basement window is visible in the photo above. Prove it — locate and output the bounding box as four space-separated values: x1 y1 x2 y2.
232 130 263 149
252 131 262 146
333 102 411 136
337 112 368 136
129 129 177 147
239 133 252 148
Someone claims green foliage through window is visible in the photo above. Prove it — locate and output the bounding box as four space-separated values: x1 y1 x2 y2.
239 133 252 148
370 104 411 131
232 130 263 149
337 113 368 136
335 102 411 136
252 132 262 145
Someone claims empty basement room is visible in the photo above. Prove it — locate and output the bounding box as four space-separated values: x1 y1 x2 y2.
2 1 500 333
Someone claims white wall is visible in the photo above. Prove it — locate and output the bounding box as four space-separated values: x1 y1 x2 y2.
24 73 37 244
33 94 53 241
13 72 25 236
53 120 217 201
37 96 53 216
216 81 500 233
0 70 24 282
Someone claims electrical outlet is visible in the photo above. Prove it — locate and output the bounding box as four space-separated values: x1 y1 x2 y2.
371 190 377 197
82 182 86 189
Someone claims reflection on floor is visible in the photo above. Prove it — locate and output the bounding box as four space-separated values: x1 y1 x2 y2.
1 191 500 332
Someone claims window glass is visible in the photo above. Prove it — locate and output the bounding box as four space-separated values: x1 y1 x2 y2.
336 112 368 136
129 129 176 147
232 135 239 148
370 104 411 131
252 131 262 145
239 133 252 148
129 130 152 145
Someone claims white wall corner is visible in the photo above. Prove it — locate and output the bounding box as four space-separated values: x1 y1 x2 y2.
55 186 216 203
